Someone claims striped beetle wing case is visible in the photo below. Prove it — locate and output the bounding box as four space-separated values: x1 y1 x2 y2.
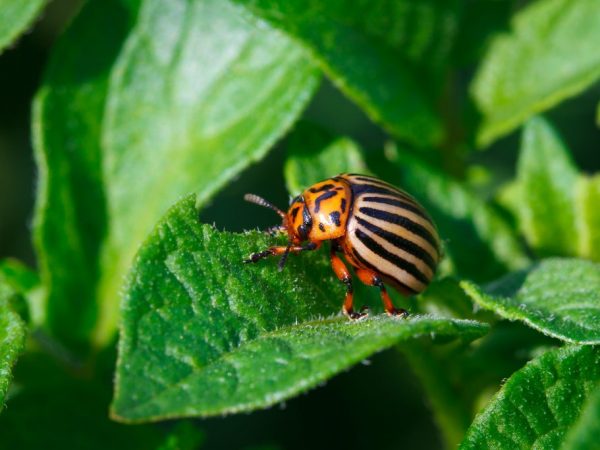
244 173 441 320
338 174 440 296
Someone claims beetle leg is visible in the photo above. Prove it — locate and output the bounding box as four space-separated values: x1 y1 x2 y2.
330 245 367 320
355 268 408 318
244 242 320 263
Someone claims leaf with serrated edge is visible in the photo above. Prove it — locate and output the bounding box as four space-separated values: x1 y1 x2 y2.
0 276 27 410
35 0 319 350
0 0 48 54
93 0 319 347
460 346 600 449
111 195 488 422
472 0 600 147
461 258 600 344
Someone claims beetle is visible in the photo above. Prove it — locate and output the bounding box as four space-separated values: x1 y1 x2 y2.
244 173 440 319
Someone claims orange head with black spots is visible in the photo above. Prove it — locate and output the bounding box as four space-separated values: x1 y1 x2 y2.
245 176 351 246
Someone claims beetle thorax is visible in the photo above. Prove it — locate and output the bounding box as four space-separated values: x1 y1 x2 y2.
284 178 351 243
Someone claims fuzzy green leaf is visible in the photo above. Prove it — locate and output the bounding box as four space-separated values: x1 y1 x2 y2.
0 0 47 54
0 267 28 411
575 174 600 262
561 385 600 450
33 0 139 350
112 195 489 422
233 0 449 146
460 345 600 449
34 0 319 350
516 117 579 256
383 147 530 282
284 123 368 194
472 0 600 147
94 0 319 346
461 258 600 344
512 117 600 261
0 259 41 326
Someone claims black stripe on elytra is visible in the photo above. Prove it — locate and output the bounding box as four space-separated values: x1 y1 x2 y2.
358 207 438 250
314 190 338 213
330 211 341 227
350 246 419 294
340 198 347 213
355 229 430 284
350 182 412 201
362 196 429 221
309 183 335 193
355 216 436 270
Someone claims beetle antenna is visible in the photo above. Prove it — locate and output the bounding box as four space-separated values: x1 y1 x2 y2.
278 243 292 272
244 194 286 218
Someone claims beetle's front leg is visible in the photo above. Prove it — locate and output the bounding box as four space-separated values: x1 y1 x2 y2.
243 242 320 264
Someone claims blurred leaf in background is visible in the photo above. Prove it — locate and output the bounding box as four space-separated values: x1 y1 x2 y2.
0 0 599 448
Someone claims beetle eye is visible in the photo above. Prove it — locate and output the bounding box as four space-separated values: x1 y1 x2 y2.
297 224 308 239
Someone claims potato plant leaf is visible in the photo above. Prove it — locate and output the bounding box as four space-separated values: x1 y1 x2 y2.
460 345 600 449
112 195 489 422
561 384 600 450
34 0 319 350
461 258 600 344
511 117 600 261
0 265 28 411
0 0 48 54
95 0 319 346
471 0 600 147
233 0 449 146
33 0 139 350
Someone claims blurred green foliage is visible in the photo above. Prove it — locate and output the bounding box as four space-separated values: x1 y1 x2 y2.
0 0 599 449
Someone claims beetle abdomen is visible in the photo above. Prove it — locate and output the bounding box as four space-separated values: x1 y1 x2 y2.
340 174 440 295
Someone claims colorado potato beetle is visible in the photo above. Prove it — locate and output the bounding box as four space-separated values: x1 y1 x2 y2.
244 174 440 319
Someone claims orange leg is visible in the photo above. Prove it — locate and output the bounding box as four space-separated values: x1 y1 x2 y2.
330 245 368 320
355 268 408 317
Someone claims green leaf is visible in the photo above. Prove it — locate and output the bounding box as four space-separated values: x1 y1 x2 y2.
460 345 600 449
0 270 27 411
383 146 530 282
284 122 368 194
576 174 600 261
472 0 600 147
94 0 319 346
33 0 137 350
0 0 47 54
511 117 600 261
112 195 489 422
561 385 600 450
461 258 600 344
34 0 319 349
233 0 448 146
516 117 579 256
